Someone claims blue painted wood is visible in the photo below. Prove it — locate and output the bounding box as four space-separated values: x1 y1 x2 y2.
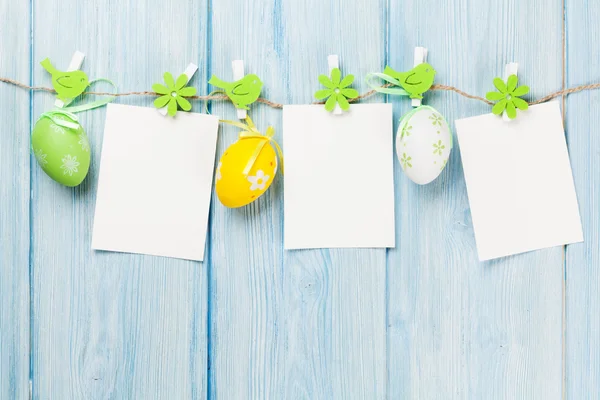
565 1 600 397
0 0 30 398
206 0 286 398
279 2 388 398
387 1 565 398
207 0 387 398
1 0 600 398
29 0 209 398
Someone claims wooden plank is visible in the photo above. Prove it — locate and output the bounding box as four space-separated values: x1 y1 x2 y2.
564 1 600 397
387 1 565 398
280 1 387 398
29 1 209 398
207 0 387 398
205 1 285 398
0 0 31 398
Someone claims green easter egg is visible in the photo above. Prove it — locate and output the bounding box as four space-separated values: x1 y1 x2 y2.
31 115 91 187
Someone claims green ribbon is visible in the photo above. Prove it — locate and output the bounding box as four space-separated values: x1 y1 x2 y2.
220 116 284 176
39 78 118 129
38 109 80 129
398 104 427 124
365 73 410 96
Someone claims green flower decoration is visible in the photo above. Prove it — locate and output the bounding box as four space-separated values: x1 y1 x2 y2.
401 153 412 168
429 113 443 126
153 72 197 117
433 140 445 156
315 68 359 112
486 75 529 120
401 125 412 139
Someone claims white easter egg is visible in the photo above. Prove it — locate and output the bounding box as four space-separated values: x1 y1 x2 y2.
396 105 452 185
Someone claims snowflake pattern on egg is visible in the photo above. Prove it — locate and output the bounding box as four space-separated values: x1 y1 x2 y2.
60 154 80 176
78 133 90 152
50 124 66 135
34 148 48 166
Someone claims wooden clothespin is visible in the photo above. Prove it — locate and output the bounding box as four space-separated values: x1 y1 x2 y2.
157 63 198 116
412 47 428 107
503 62 518 122
54 51 85 108
232 60 246 119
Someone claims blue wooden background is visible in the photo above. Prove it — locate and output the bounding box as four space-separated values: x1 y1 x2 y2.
0 0 598 398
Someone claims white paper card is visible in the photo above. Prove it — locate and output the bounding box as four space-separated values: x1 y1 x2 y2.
92 104 219 261
455 102 583 261
283 104 395 249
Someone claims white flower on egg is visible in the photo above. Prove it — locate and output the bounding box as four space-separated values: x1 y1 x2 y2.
396 106 452 185
50 124 66 135
60 154 80 176
78 133 90 152
34 148 48 166
247 170 269 191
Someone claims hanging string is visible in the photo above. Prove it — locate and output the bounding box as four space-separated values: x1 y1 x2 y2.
2 76 600 109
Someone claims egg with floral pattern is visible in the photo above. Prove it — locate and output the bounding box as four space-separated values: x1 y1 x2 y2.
215 137 278 208
31 114 91 187
396 105 452 185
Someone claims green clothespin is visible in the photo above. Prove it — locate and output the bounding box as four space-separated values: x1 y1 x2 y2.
152 63 198 117
41 51 89 108
365 47 436 107
385 47 436 106
314 55 359 114
485 63 529 121
208 60 263 119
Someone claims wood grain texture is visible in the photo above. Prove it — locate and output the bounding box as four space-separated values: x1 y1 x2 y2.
387 1 565 399
0 0 30 398
280 1 387 398
206 0 285 398
565 0 600 397
29 1 209 398
207 1 386 399
2 0 600 398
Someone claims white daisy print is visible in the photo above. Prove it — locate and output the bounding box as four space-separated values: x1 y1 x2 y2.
215 162 222 181
78 133 90 152
60 155 80 176
247 170 269 191
34 148 48 166
50 124 66 135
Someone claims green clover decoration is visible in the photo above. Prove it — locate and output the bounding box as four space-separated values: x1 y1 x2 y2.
315 68 359 112
153 72 197 117
485 75 529 120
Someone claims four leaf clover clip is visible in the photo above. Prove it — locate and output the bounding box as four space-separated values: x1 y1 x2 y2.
315 55 359 114
486 63 530 120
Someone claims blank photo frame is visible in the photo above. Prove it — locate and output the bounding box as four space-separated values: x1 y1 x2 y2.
455 102 583 261
283 104 396 250
92 104 220 261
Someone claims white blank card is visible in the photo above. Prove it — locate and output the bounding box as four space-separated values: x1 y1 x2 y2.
283 104 395 249
92 104 219 261
455 102 583 261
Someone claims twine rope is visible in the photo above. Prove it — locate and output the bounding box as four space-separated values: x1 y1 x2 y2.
2 77 599 109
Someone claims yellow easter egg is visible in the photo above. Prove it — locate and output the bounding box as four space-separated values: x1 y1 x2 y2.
216 137 278 208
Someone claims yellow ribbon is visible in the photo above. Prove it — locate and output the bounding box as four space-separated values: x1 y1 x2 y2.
219 116 284 176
